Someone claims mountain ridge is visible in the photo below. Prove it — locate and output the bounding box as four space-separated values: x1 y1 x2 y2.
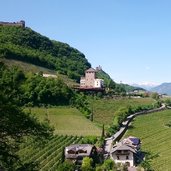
150 82 171 95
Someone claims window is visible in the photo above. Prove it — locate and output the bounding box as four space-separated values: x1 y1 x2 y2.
126 156 129 160
117 156 120 160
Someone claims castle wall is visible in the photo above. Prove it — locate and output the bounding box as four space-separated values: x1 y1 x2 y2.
0 20 25 28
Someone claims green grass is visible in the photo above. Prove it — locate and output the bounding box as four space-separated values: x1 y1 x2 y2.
124 110 171 171
0 58 79 87
91 98 155 125
27 107 101 136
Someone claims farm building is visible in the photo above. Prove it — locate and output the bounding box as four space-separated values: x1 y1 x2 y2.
65 144 97 164
110 136 141 167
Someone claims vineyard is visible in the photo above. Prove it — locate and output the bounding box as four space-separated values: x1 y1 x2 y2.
124 110 171 171
26 107 101 136
18 135 82 171
91 97 155 125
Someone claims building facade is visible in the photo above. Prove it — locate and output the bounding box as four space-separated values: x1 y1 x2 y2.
110 143 136 167
80 68 104 89
65 144 97 164
110 136 141 167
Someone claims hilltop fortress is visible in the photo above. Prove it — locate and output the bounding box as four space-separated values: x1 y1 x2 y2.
0 20 25 27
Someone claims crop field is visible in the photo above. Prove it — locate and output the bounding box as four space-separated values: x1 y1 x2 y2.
124 110 171 171
26 107 101 136
92 98 155 125
18 135 82 171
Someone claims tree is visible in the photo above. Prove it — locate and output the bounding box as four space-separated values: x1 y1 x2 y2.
81 157 94 171
150 92 159 100
101 124 105 138
0 63 53 170
57 161 75 171
102 159 117 171
165 98 171 106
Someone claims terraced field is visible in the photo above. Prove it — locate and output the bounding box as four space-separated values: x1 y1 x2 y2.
124 110 171 171
26 107 101 136
18 135 82 171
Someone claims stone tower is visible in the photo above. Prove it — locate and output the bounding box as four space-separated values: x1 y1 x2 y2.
85 68 96 87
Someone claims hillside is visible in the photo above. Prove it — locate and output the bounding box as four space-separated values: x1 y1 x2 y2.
0 58 79 87
150 82 171 95
97 69 139 93
26 107 101 136
0 25 138 94
0 25 91 82
124 110 171 170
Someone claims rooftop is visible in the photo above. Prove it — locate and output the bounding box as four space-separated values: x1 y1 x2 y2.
111 143 137 154
86 68 96 72
65 144 95 159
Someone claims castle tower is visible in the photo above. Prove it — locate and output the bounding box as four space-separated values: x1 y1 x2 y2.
85 68 96 87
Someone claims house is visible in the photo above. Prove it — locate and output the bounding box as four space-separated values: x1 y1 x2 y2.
110 142 137 167
110 137 141 167
80 68 104 89
65 144 97 164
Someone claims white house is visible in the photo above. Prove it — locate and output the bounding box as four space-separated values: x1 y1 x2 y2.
110 137 141 167
94 79 104 88
110 143 136 167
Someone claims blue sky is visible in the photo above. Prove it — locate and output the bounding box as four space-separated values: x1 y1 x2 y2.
1 0 171 85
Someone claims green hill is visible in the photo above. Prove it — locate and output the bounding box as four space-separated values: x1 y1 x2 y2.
96 69 139 94
0 25 138 94
0 25 91 82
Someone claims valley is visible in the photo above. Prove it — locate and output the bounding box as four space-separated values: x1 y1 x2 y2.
1 24 171 171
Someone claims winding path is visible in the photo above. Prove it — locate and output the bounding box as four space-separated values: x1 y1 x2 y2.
104 103 166 156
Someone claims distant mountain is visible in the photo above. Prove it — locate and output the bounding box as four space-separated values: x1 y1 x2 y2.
131 83 158 91
150 83 171 95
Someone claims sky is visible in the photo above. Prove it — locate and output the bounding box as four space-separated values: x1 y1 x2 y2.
1 0 171 85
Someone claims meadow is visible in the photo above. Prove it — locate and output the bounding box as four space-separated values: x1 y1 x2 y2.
124 110 171 171
91 97 155 125
26 107 101 136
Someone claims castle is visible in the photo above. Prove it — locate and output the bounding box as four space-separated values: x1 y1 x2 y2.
80 67 104 89
0 20 25 28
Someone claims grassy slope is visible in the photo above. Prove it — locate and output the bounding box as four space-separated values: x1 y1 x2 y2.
27 107 101 136
0 58 57 74
124 110 171 171
92 98 155 125
1 58 79 87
